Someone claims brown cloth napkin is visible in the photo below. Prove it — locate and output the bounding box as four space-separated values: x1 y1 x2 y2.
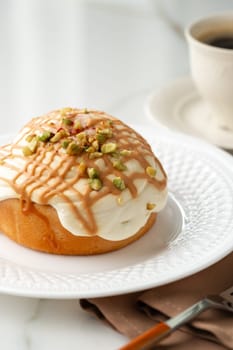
80 253 233 349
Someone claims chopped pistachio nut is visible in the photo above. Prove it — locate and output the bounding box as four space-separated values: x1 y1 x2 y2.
89 152 103 159
96 128 113 144
60 107 73 115
87 167 99 179
85 146 95 153
96 133 107 144
99 128 113 137
29 137 38 153
50 130 66 143
74 120 82 130
120 149 132 157
113 160 127 171
146 166 156 177
61 139 70 149
76 131 87 143
26 134 36 142
92 140 99 150
22 146 34 156
105 119 113 127
78 162 86 175
62 118 73 126
66 142 82 155
101 142 117 154
89 178 102 191
88 135 95 144
113 177 126 191
39 131 53 142
147 203 156 210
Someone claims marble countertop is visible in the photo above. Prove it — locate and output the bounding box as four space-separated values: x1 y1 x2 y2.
0 1 233 349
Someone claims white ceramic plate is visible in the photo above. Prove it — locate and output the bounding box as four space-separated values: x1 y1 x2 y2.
146 76 233 151
0 127 232 299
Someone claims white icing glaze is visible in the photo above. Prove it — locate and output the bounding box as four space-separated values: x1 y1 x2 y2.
0 109 168 241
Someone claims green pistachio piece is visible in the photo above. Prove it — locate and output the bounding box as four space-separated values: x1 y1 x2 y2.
89 178 102 191
76 131 87 143
105 120 113 127
112 177 126 191
87 167 99 179
29 137 38 153
146 166 156 177
61 139 70 149
85 146 95 153
120 149 132 157
113 160 127 171
26 134 35 142
22 146 33 156
100 128 113 137
62 118 73 126
78 162 86 175
66 142 82 155
96 128 113 144
39 131 53 142
101 142 117 154
23 135 39 156
60 107 73 115
89 152 103 159
50 130 66 143
92 140 99 150
96 133 107 144
147 203 156 210
74 120 82 130
88 135 95 144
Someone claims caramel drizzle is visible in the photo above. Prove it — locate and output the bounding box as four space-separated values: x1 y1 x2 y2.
0 109 167 235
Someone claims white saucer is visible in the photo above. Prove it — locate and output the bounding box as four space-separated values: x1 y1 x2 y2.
146 76 233 151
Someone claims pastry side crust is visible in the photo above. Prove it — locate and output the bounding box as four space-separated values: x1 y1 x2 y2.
0 199 157 255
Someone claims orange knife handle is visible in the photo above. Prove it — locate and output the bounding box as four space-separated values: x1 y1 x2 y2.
119 322 171 350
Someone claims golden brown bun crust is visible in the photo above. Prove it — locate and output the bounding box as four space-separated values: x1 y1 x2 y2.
0 199 157 255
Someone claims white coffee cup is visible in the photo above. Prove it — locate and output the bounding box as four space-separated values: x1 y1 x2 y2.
185 13 233 131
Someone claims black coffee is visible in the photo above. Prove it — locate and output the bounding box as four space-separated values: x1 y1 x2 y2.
207 36 233 49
